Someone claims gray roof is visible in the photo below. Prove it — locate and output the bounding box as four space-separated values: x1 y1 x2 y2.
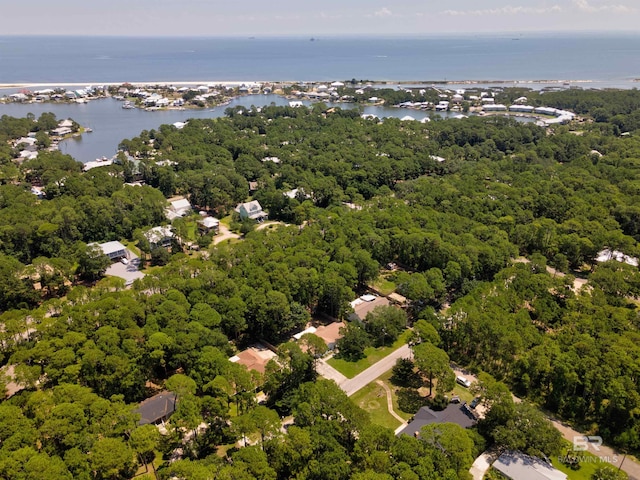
144 226 174 244
397 403 477 436
93 241 126 256
237 200 266 219
493 451 567 480
135 391 177 425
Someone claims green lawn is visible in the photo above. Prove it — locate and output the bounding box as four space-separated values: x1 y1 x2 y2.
451 384 475 403
546 441 629 480
379 370 413 421
351 380 402 430
371 277 397 296
551 451 626 480
219 215 233 227
328 330 412 379
122 240 141 257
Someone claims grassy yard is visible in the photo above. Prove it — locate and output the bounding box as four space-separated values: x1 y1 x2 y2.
327 330 412 379
378 370 413 421
132 451 163 479
351 380 402 430
371 276 397 296
551 449 627 480
451 384 475 403
219 215 233 227
122 240 141 257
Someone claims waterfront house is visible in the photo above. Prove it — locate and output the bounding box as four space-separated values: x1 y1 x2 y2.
509 105 535 113
9 93 28 102
483 104 508 112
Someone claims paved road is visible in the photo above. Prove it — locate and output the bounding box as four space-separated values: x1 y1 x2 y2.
340 344 412 397
551 419 640 480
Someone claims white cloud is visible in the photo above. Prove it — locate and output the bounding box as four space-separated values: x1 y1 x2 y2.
572 0 636 13
442 5 562 16
373 7 393 17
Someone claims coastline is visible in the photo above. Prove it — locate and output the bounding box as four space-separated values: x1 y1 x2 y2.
1 78 638 91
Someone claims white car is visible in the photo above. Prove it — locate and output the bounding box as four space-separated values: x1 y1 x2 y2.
120 257 129 265
456 375 472 388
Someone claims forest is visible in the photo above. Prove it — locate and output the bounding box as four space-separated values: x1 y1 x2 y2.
1 87 640 478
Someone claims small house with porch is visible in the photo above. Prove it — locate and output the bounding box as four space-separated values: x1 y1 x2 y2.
236 200 267 222
198 216 220 235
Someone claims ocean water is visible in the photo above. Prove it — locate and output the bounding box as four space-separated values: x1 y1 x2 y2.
0 34 639 85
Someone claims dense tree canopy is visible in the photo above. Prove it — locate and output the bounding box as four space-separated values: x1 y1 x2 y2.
2 88 640 476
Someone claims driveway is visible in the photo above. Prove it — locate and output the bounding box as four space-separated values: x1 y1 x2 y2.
105 249 145 286
213 224 240 245
316 356 348 385
470 451 497 480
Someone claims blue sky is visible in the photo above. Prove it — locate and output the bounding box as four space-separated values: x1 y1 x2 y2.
4 0 638 36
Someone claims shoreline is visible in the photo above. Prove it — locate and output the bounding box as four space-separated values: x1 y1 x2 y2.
0 78 638 90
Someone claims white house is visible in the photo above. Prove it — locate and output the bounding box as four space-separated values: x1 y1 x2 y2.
236 200 267 221
596 248 639 267
484 104 508 112
91 241 127 260
198 216 220 234
492 451 567 480
262 156 281 164
144 226 174 249
166 198 192 220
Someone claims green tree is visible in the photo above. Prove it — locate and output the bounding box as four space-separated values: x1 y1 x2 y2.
336 322 371 361
364 305 407 346
420 423 475 475
412 342 451 396
89 437 136 480
250 405 281 450
76 243 110 282
129 424 160 473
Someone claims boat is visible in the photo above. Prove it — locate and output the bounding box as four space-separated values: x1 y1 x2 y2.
122 101 135 109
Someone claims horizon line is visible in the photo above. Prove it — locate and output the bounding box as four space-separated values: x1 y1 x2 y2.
1 30 640 39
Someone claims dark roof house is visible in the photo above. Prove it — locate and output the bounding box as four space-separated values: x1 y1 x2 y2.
135 391 177 426
397 403 477 437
